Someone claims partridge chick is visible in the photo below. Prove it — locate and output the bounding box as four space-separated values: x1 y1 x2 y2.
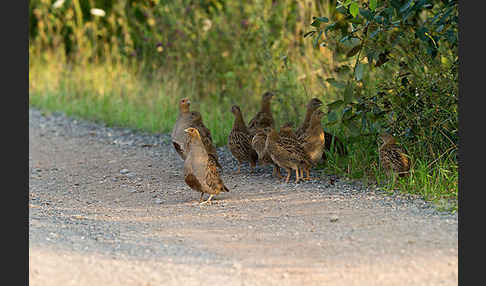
248 92 276 136
183 127 230 204
228 105 259 173
171 98 193 159
251 128 282 178
171 98 221 168
300 109 326 180
378 132 410 177
295 98 323 138
264 128 312 183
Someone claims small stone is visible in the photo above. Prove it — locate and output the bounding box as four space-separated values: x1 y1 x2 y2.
120 169 130 174
155 198 163 204
330 216 339 223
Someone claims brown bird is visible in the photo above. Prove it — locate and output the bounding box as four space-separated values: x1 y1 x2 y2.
183 127 229 204
378 132 410 177
294 97 346 159
248 92 276 136
264 127 312 183
279 122 299 141
171 98 221 168
190 112 222 169
300 109 326 180
251 128 282 178
228 105 259 173
171 98 193 159
295 98 323 138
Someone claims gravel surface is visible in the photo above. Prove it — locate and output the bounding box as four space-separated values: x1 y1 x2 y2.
29 108 458 285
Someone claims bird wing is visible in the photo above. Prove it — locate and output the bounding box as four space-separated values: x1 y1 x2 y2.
205 154 229 192
184 173 202 192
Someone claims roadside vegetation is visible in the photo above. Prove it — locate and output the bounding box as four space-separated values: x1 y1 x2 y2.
29 0 458 212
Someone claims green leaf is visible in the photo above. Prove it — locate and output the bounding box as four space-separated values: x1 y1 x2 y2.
327 100 345 111
344 83 354 104
326 78 346 89
354 63 365 81
327 110 339 124
359 9 373 20
369 0 377 11
315 16 329 23
310 20 321 28
349 2 359 18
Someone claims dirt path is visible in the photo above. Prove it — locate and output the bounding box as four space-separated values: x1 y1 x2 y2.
29 108 457 286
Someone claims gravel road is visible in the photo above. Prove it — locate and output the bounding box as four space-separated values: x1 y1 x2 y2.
29 108 458 285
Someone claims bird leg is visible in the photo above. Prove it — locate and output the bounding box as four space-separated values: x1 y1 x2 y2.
294 168 300 183
250 162 256 173
199 192 205 203
303 168 318 180
284 168 292 183
272 165 283 179
200 194 214 205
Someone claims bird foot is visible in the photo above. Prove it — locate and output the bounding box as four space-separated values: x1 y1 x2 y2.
199 195 214 206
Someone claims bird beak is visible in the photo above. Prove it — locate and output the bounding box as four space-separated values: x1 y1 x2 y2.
184 128 190 133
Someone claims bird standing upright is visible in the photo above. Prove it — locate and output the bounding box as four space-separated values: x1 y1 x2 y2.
171 98 221 168
183 127 229 205
248 92 276 136
264 127 312 184
251 128 282 178
228 105 259 173
300 109 326 180
295 98 323 138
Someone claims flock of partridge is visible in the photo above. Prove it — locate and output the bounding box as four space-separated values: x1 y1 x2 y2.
171 92 410 204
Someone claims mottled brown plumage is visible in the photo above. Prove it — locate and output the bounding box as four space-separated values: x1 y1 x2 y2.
279 122 299 141
251 128 282 178
264 128 312 183
300 109 326 180
378 133 410 177
183 128 229 204
171 98 221 169
228 105 258 173
248 92 275 136
295 98 323 138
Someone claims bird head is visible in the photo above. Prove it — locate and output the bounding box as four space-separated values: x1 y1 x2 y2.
231 105 241 115
190 111 202 123
262 91 275 101
379 132 396 145
179 98 191 112
282 121 294 129
308 98 323 110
